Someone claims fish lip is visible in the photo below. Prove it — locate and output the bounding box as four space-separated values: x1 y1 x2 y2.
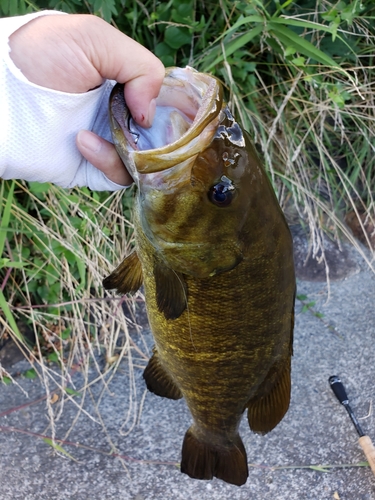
109 67 224 176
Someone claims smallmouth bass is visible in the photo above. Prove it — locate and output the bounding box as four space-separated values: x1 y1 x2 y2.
104 67 295 486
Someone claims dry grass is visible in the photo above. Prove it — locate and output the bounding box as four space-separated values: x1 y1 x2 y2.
0 181 149 441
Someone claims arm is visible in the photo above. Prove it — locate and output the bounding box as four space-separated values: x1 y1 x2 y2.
0 12 164 190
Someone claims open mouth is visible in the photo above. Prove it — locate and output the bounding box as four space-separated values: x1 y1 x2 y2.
128 106 193 151
109 67 224 174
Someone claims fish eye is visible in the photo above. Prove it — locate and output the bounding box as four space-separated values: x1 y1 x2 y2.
208 176 235 207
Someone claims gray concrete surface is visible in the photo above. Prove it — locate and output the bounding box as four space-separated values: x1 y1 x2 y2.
1 242 375 500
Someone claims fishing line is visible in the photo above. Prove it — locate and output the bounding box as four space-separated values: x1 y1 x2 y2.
127 115 140 145
172 269 196 351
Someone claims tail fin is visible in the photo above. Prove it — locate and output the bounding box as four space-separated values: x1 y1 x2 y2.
180 427 248 486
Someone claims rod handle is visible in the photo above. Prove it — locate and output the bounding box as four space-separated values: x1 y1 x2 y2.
328 376 349 404
358 435 375 476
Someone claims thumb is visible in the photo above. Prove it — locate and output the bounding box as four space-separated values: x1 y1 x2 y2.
86 16 165 127
124 77 157 128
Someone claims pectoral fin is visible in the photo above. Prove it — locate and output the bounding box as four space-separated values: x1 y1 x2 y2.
143 348 182 400
247 358 291 434
153 261 187 320
103 251 143 294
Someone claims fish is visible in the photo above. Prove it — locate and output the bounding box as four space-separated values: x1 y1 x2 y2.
103 67 295 487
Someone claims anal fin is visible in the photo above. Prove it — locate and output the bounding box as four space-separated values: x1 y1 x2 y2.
154 261 187 320
103 251 143 294
181 427 248 486
247 358 291 434
143 349 182 400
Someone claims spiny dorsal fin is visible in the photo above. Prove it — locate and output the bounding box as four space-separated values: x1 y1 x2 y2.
246 358 291 434
153 261 187 320
143 348 182 400
103 251 143 294
180 427 248 486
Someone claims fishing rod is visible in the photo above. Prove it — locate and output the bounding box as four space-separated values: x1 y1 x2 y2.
329 375 375 476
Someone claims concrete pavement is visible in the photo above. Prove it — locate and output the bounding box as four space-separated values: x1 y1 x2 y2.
1 238 375 500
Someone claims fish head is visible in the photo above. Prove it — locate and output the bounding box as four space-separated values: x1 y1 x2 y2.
109 67 264 279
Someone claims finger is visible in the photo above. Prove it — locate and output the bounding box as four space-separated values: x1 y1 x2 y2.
85 17 165 127
76 130 133 186
124 79 158 128
9 14 165 126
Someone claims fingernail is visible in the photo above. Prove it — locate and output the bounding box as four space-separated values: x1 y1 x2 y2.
147 98 156 127
78 131 102 153
135 99 157 128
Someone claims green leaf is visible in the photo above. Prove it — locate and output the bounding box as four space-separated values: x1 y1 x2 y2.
65 387 82 397
272 16 334 35
297 294 308 301
154 42 175 64
0 0 9 15
0 258 24 269
268 23 340 68
321 9 338 22
292 56 306 66
284 45 296 56
164 26 192 49
21 247 30 259
24 368 37 379
155 41 175 57
100 0 117 23
43 438 77 461
0 289 25 344
28 181 50 194
45 264 60 285
47 352 60 364
160 54 175 66
331 19 340 42
171 3 193 23
0 181 15 256
205 24 263 71
329 90 346 108
9 0 18 16
220 14 264 39
279 0 294 9
61 328 71 340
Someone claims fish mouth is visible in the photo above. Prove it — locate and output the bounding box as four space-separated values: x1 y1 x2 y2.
109 67 224 178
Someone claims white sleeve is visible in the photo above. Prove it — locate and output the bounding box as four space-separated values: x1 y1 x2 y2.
0 11 126 191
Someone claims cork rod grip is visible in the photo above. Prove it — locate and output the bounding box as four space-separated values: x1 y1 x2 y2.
358 435 375 476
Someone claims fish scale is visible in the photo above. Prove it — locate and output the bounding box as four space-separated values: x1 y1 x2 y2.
104 67 295 486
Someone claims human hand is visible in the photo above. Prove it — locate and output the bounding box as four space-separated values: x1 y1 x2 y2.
9 14 165 186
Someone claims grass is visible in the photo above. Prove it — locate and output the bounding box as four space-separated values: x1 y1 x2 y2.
0 180 143 439
1 0 375 436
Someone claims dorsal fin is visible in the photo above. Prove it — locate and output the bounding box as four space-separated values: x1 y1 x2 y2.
103 251 143 294
153 261 187 320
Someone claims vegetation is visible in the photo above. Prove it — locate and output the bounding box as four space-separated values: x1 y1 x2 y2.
1 1 374 431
